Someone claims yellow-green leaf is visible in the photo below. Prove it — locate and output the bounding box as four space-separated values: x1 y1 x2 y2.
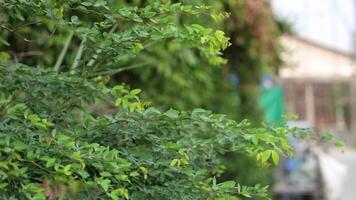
261 150 271 163
271 151 279 165
170 159 179 166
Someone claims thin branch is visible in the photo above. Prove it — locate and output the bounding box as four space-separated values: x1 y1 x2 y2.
70 35 87 74
90 62 151 77
54 31 74 72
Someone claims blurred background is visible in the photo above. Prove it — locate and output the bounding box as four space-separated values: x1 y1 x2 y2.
272 0 356 143
270 0 356 199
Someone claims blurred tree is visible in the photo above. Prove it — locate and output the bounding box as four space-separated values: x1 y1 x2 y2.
224 0 284 121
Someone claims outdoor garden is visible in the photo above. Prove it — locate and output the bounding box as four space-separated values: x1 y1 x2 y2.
0 0 343 199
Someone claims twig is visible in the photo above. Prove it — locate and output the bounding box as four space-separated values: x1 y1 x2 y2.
54 31 74 72
70 35 87 74
90 62 151 77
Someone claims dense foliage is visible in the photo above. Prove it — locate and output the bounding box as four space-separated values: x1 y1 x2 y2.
112 0 285 121
0 64 308 199
0 64 293 199
111 0 287 186
0 0 340 199
0 0 284 120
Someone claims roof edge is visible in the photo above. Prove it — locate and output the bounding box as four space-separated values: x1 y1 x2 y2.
283 34 355 60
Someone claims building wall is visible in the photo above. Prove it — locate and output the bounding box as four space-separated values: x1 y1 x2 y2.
280 36 355 81
279 36 356 132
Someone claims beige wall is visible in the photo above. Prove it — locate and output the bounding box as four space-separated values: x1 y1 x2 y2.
280 35 356 81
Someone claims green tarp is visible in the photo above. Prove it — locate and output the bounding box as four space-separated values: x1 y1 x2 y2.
259 86 285 123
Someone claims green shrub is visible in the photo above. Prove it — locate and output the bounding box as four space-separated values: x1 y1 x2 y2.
0 64 298 199
0 1 340 199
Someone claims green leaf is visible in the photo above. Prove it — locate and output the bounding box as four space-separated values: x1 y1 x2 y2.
27 114 40 122
261 150 271 163
6 103 27 118
142 11 156 18
45 158 56 168
77 170 90 179
94 0 107 7
129 103 136 112
130 89 141 95
0 37 9 46
115 174 129 182
0 183 8 189
218 181 236 189
130 14 143 23
63 164 72 176
81 2 93 6
129 171 139 177
163 109 179 119
132 43 143 53
115 98 122 106
271 151 280 165
112 85 125 95
112 188 129 199
122 98 128 108
335 140 345 148
12 141 27 151
0 51 10 63
41 119 54 127
99 179 111 191
72 151 81 160
170 3 182 11
241 192 252 198
33 122 47 129
100 171 112 177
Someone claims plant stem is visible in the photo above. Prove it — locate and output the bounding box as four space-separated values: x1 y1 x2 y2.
70 35 87 74
54 31 74 72
90 62 151 77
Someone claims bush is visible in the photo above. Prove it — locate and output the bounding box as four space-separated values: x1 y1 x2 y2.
0 64 299 199
0 1 337 199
